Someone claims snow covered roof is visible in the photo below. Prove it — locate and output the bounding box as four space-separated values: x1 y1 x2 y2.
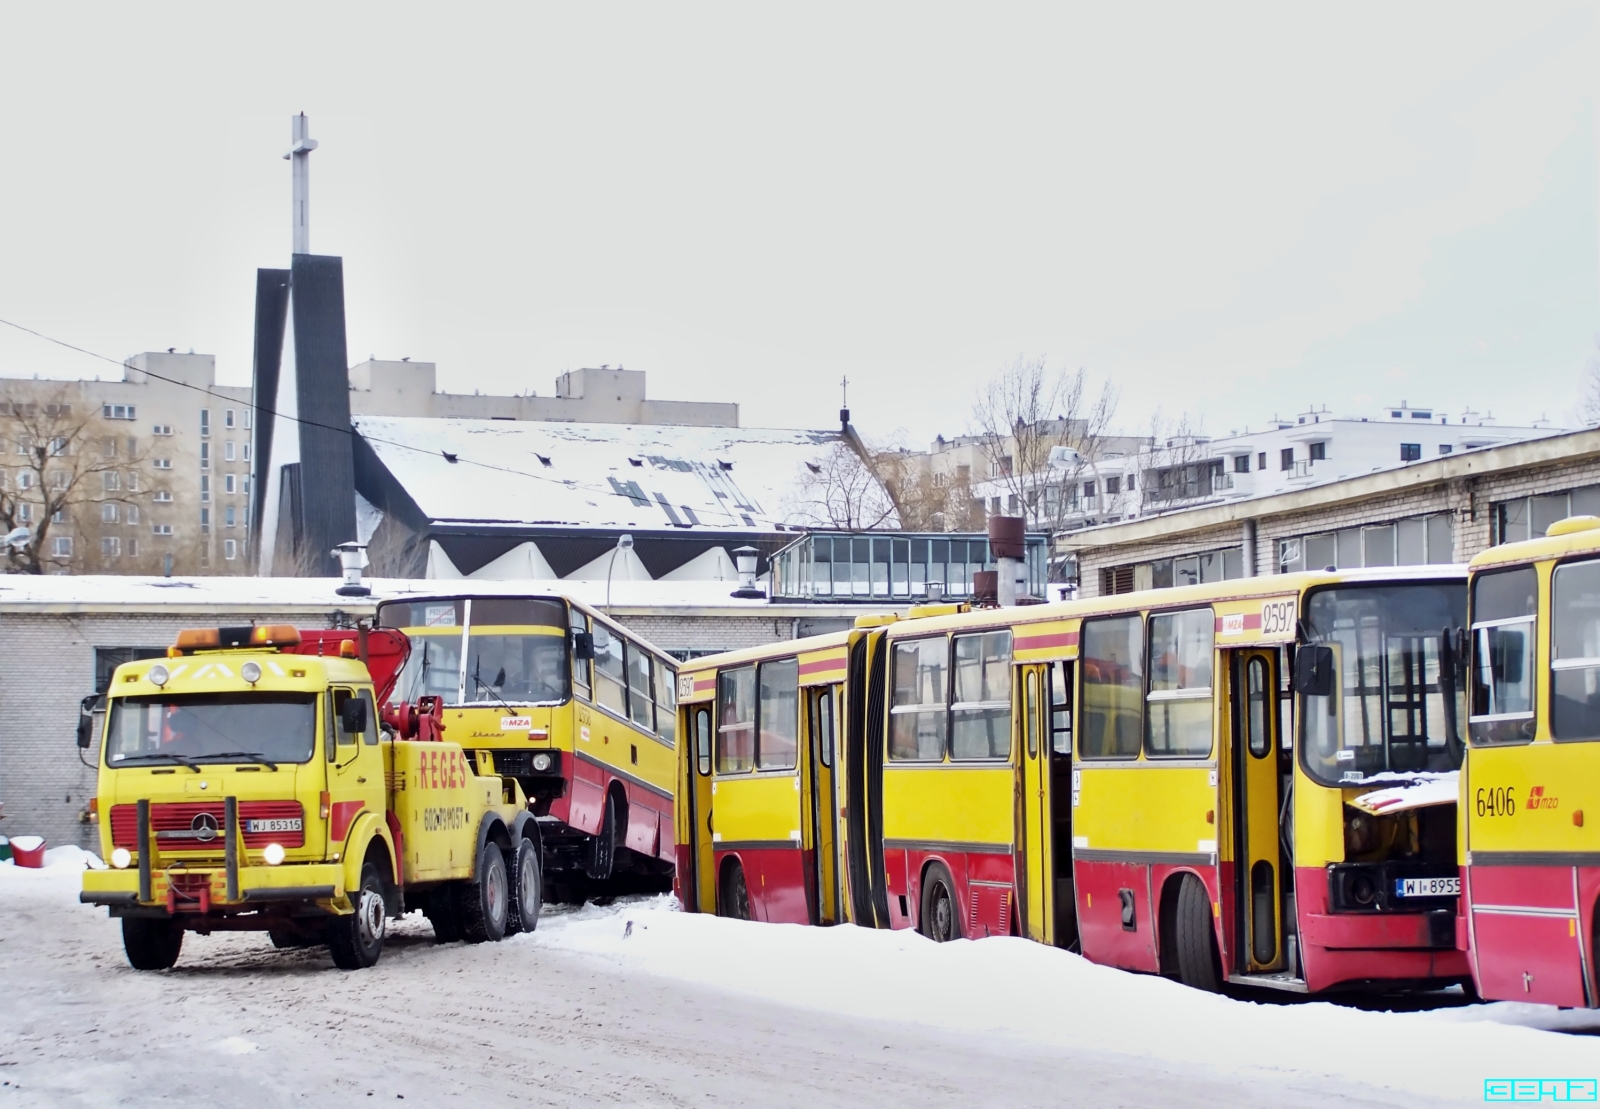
355 416 852 532
0 574 896 617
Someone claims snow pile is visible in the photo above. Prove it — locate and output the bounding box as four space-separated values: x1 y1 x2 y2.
529 898 1600 1104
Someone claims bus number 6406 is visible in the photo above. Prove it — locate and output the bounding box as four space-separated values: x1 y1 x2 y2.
1475 786 1517 817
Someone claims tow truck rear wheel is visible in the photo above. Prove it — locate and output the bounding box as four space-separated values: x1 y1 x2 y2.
459 841 509 943
328 861 388 970
122 916 183 970
505 838 542 935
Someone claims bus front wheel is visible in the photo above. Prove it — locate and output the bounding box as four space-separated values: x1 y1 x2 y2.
1172 873 1221 992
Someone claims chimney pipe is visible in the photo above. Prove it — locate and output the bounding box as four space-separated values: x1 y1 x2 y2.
988 515 1026 606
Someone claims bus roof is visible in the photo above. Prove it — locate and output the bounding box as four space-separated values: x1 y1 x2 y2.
375 590 679 665
1469 517 1600 572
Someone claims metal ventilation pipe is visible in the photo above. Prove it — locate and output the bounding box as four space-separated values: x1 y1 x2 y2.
988 515 1027 606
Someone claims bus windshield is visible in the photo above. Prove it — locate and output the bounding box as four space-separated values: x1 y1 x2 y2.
392 633 464 704
106 693 318 766
463 630 569 705
1299 583 1466 786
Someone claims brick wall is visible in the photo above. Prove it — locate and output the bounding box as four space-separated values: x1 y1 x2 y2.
0 610 324 852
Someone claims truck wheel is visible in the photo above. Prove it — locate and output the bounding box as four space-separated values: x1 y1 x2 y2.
268 927 321 950
585 796 617 881
122 916 183 970
1173 873 1221 992
459 841 509 944
505 838 542 935
426 886 461 943
328 861 388 970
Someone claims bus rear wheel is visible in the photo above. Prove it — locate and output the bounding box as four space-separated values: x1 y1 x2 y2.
1172 872 1221 992
719 860 751 920
122 916 183 970
920 863 961 943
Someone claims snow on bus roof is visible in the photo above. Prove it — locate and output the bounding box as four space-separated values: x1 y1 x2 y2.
354 415 855 531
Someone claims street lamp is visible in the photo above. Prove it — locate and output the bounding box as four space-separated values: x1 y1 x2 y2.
730 546 764 599
605 533 635 610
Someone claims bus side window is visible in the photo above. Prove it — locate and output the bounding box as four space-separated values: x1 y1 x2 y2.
570 609 591 701
655 658 677 746
694 706 712 776
814 687 835 767
1050 661 1073 755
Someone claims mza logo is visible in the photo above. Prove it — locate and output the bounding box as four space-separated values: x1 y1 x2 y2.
1484 1078 1598 1101
1221 613 1245 635
501 716 532 730
1527 786 1561 812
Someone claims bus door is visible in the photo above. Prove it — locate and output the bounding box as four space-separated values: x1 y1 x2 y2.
1016 664 1053 942
1229 649 1286 975
681 700 716 914
806 685 842 924
1049 661 1079 949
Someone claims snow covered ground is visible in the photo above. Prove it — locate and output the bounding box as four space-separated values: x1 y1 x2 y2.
4 849 1600 1106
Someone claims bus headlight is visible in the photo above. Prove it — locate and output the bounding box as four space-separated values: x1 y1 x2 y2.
148 665 169 688
263 843 286 866
532 753 553 773
110 847 132 869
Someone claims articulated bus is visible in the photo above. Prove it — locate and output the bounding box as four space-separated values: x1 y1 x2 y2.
377 591 678 901
1462 515 1600 1006
676 567 1473 994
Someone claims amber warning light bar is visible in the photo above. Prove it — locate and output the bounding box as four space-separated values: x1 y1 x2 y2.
171 625 303 654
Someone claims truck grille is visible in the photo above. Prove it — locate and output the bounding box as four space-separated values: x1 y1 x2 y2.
109 801 306 850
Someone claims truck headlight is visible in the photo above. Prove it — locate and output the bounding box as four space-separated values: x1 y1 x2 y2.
241 661 262 684
263 843 286 866
110 847 132 869
148 665 169 688
532 753 553 773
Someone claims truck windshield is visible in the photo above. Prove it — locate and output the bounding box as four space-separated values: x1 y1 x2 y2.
1299 583 1466 786
105 693 318 766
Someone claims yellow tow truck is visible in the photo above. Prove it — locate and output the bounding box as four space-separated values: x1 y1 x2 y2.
79 623 542 970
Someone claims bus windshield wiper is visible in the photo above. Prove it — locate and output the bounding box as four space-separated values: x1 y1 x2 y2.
114 752 202 772
202 751 280 771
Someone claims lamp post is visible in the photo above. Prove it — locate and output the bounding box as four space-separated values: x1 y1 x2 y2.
605 533 635 611
730 546 764 599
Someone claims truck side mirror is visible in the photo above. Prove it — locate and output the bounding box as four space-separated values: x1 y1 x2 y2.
341 697 369 736
76 694 99 750
1292 645 1335 697
572 631 594 660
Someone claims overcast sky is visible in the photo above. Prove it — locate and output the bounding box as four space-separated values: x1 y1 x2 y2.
0 3 1595 448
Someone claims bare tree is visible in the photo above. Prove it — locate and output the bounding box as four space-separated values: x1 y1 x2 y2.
0 389 150 574
1582 336 1600 426
1137 409 1217 512
969 355 1119 531
788 441 900 530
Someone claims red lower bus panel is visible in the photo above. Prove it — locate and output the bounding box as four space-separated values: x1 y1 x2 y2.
1075 861 1158 972
715 847 811 925
1467 864 1589 1006
892 848 1014 937
566 763 606 837
623 800 659 857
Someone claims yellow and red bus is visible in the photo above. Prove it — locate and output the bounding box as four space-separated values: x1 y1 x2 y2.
378 591 678 901
677 567 1472 994
1462 515 1600 1005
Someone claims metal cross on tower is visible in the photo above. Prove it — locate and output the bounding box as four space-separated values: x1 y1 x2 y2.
283 113 318 255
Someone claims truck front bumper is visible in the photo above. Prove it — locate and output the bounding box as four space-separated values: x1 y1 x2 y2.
82 864 345 913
